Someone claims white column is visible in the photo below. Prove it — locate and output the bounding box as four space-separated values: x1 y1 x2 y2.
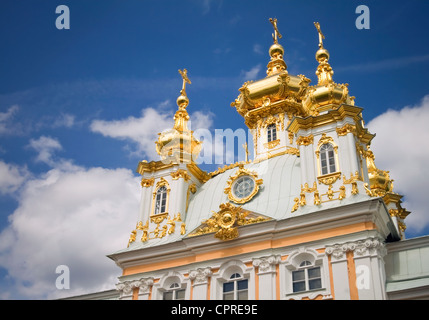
325 244 351 300
347 132 359 175
253 255 281 300
137 278 154 300
189 267 212 300
352 238 387 300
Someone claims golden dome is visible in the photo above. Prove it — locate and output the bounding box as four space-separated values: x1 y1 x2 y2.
269 43 284 58
315 47 330 62
176 94 189 109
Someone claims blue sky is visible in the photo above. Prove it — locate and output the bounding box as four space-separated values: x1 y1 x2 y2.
1 0 429 299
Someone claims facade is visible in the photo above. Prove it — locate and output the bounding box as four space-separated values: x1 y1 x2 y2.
103 19 429 301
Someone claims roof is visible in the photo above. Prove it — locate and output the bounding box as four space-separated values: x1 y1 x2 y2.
113 152 379 254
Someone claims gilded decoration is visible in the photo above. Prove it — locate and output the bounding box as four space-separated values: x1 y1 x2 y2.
141 177 154 188
170 169 191 181
317 172 341 185
224 165 263 204
138 213 184 243
296 135 314 146
264 139 280 149
188 203 270 241
336 123 357 136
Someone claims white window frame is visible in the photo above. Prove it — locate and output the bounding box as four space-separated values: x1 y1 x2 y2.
211 260 255 300
222 272 249 300
154 185 168 215
319 143 336 175
153 272 189 300
291 261 322 293
267 124 277 143
162 282 186 300
281 248 331 300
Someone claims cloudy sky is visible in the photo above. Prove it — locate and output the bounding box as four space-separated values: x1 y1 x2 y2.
1 0 429 299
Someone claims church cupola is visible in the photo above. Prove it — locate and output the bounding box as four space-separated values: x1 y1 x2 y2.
155 69 202 164
127 70 209 249
230 18 310 162
302 22 355 116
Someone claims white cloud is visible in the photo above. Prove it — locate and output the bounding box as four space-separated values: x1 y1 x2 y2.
253 44 263 55
367 95 429 236
28 136 62 165
0 105 21 135
241 64 261 81
0 162 140 299
52 113 75 128
90 104 214 161
0 161 30 195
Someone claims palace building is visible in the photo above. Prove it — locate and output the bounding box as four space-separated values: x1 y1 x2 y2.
73 19 429 300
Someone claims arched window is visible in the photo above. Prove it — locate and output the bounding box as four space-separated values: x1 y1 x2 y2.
319 143 336 175
292 261 322 293
223 273 248 300
163 282 186 300
154 186 167 215
267 124 277 143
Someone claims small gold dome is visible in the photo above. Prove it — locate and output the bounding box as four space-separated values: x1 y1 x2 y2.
176 94 189 108
316 47 330 62
269 43 284 58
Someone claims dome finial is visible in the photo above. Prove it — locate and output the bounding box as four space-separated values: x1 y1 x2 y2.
314 22 325 49
313 22 333 85
177 69 191 109
266 18 287 76
269 18 282 44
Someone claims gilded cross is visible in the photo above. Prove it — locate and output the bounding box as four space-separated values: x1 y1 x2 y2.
269 18 282 44
178 69 191 95
314 22 325 48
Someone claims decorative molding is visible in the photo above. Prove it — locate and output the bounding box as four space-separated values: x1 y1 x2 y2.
253 255 281 273
188 202 270 241
317 172 341 185
141 177 154 188
170 169 191 182
325 237 386 261
336 123 357 136
224 165 263 204
116 277 154 297
189 267 212 284
264 139 280 149
296 134 314 146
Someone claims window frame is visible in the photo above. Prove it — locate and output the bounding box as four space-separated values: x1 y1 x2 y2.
213 260 254 300
282 249 331 299
267 124 277 143
162 282 186 300
222 273 249 300
319 143 337 175
151 178 170 217
291 261 322 293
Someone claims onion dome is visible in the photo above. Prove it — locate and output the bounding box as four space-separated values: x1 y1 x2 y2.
230 18 311 129
155 69 202 163
302 22 354 116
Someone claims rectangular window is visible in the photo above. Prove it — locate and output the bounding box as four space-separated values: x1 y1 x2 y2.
320 153 328 175
175 289 186 300
292 270 306 293
308 267 322 290
163 291 173 300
